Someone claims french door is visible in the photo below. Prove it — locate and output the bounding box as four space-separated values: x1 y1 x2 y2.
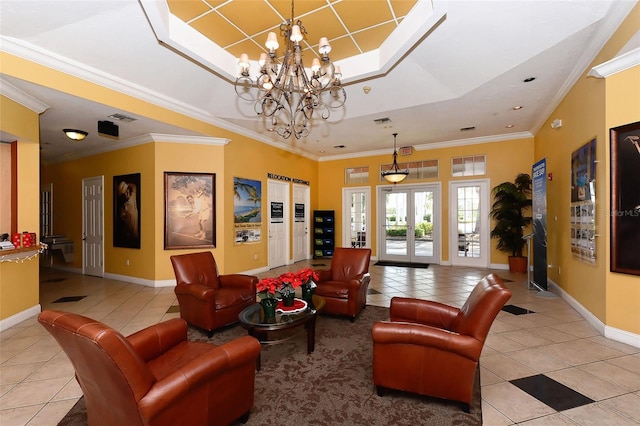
378 184 440 264
449 180 489 267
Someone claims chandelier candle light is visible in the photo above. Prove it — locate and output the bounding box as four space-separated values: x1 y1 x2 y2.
381 133 409 184
234 0 346 140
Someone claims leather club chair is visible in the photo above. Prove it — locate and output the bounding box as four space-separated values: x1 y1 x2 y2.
372 273 512 411
38 309 261 426
170 251 257 336
314 247 372 321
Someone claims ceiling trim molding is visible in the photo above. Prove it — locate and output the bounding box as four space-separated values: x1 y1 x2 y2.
147 133 229 145
138 0 446 85
318 131 534 162
529 0 638 136
0 36 259 139
42 133 229 165
0 77 50 113
1 36 320 162
588 47 640 78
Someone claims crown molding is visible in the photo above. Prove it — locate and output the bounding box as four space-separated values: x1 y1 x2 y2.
588 47 640 78
318 132 534 162
530 0 639 135
0 77 50 113
42 133 227 165
1 36 320 162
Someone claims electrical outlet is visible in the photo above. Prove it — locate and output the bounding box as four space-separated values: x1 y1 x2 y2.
126 259 130 266
558 267 561 275
253 254 258 260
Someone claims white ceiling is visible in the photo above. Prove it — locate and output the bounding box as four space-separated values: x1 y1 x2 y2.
1 0 638 164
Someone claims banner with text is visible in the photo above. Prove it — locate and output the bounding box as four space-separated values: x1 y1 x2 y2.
532 159 548 290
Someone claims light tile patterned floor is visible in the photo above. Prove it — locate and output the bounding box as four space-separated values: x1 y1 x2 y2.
1 262 639 425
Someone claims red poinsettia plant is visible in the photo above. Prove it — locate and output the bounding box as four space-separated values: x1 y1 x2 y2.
256 267 319 300
296 267 319 287
256 277 280 300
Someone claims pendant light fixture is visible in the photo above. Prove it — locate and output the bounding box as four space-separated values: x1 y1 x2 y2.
381 133 409 184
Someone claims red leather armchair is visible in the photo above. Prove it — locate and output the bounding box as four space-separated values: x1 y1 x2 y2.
38 310 261 426
314 247 371 321
372 273 511 411
170 251 257 336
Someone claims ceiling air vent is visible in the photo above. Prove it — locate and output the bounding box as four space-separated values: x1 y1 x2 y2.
374 117 392 125
460 126 476 131
108 113 137 123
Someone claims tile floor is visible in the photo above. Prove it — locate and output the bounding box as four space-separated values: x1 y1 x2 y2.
1 261 639 425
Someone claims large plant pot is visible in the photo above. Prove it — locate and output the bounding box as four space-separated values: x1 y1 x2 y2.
508 256 528 273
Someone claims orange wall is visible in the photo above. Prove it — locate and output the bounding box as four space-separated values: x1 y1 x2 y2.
42 143 157 278
0 96 41 320
318 136 534 264
604 66 640 334
533 2 640 331
223 136 318 273
42 135 320 281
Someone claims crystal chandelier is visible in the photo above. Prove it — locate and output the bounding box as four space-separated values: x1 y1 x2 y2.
381 133 409 184
234 0 346 140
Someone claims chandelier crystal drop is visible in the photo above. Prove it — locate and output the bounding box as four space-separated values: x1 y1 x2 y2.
234 0 346 140
381 133 409 184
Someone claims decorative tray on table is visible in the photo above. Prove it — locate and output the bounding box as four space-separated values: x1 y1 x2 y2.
276 298 308 314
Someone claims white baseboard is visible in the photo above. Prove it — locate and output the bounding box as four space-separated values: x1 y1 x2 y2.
548 278 640 349
489 263 510 270
243 266 270 276
0 305 41 331
103 272 175 288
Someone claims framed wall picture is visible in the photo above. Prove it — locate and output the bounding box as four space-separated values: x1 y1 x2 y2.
610 121 640 275
114 173 141 248
164 172 216 249
233 177 262 244
569 139 596 265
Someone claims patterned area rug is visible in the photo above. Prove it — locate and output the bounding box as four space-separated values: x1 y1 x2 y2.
58 306 481 425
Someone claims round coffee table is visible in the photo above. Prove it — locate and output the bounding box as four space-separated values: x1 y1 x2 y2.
238 295 325 370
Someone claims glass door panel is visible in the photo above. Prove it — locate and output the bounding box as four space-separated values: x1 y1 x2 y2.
384 192 408 257
456 186 481 258
379 185 439 264
414 190 434 259
349 191 367 247
450 180 488 267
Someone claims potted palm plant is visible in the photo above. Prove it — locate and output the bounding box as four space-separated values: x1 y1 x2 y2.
489 173 532 272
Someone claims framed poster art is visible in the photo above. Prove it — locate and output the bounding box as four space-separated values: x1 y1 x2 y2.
114 173 141 249
610 121 640 275
164 172 216 249
233 177 262 244
570 138 596 265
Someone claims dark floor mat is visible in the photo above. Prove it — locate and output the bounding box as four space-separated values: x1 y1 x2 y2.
374 261 429 268
52 296 86 303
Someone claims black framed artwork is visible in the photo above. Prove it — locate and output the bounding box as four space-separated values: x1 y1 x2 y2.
610 121 640 275
113 173 141 249
164 172 216 249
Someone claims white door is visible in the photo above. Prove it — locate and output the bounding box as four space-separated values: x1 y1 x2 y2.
378 184 440 264
268 180 289 268
449 180 489 267
343 187 371 249
82 176 104 277
292 184 310 262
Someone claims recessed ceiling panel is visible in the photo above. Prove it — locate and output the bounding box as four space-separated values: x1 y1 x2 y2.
167 0 418 64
